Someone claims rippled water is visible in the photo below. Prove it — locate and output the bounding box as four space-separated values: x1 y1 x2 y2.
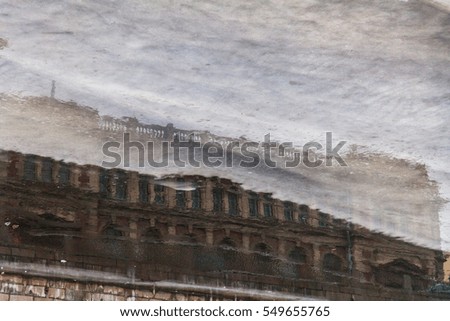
0 0 449 254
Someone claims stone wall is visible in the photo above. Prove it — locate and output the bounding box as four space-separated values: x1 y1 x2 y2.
1 271 448 301
0 273 216 301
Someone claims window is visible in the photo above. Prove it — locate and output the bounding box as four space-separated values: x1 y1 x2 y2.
254 243 271 255
144 228 161 242
103 225 123 237
23 155 36 181
154 184 165 205
41 158 53 183
99 169 109 196
248 192 258 217
289 247 307 264
253 243 272 267
213 188 223 212
263 194 273 218
175 178 186 208
263 204 272 217
218 237 236 250
115 171 127 200
299 205 309 224
228 192 238 216
319 212 328 227
323 253 342 272
284 201 293 221
58 163 70 186
176 190 185 208
139 177 149 203
191 189 201 209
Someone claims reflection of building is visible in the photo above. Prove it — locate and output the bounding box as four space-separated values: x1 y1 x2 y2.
0 150 447 300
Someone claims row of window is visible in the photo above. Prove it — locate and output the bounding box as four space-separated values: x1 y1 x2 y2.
23 156 71 185
103 226 343 270
99 169 128 200
21 156 317 224
136 178 310 223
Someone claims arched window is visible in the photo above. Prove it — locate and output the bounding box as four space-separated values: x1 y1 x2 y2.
323 253 342 272
288 247 307 264
218 237 236 250
103 225 123 237
253 242 273 271
183 233 198 244
144 227 161 242
254 243 271 255
217 237 238 271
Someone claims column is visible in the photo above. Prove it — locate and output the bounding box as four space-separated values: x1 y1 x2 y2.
206 228 214 246
240 192 249 219
52 162 60 183
222 191 229 214
186 190 193 209
87 167 100 193
242 234 250 251
148 179 155 204
166 187 176 208
312 243 321 270
277 239 286 256
70 165 81 188
293 206 299 221
85 201 99 234
273 200 283 221
129 220 138 240
35 157 42 181
127 172 139 203
202 179 214 212
258 196 264 218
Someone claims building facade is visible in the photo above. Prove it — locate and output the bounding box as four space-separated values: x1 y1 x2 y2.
0 150 447 300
